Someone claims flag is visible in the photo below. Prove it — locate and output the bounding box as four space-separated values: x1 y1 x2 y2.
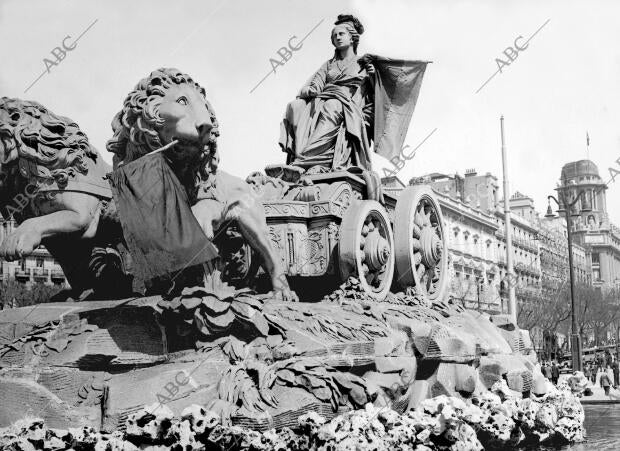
586 131 590 147
107 152 218 281
365 55 430 161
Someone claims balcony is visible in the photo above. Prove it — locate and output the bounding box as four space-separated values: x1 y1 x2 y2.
33 267 47 280
511 236 539 253
14 268 30 280
50 269 65 280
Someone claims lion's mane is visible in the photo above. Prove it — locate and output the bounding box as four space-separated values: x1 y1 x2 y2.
106 68 219 169
0 97 98 188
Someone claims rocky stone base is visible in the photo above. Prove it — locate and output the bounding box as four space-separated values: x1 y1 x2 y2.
0 283 586 448
0 381 585 450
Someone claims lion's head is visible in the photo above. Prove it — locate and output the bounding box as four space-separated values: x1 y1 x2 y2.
0 97 98 191
106 68 220 176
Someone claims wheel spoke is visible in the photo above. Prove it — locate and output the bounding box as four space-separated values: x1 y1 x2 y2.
412 223 422 239
414 210 425 228
425 269 433 290
366 270 377 286
411 238 422 251
376 266 386 285
417 264 426 279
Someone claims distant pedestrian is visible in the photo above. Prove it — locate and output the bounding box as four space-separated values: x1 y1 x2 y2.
601 368 612 396
551 361 560 385
592 367 598 383
608 366 615 388
585 364 592 383
543 362 552 380
613 361 620 389
596 353 604 374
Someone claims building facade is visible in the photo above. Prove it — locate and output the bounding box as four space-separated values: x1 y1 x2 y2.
434 181 502 312
0 218 68 287
385 170 505 312
383 160 620 349
537 216 590 288
385 169 545 314
496 193 542 312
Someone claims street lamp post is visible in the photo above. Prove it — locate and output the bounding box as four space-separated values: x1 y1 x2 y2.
546 189 584 372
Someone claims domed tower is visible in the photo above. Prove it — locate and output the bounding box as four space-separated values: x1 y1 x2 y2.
557 160 607 231
556 159 620 289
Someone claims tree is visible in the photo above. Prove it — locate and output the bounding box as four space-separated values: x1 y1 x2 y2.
579 286 620 347
517 281 571 359
0 280 61 309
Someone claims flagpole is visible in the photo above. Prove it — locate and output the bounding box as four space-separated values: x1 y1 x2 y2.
501 116 517 323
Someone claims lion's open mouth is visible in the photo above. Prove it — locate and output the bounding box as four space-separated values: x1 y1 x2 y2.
172 137 211 155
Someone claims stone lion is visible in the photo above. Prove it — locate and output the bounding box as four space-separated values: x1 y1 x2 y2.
106 68 297 302
0 97 133 298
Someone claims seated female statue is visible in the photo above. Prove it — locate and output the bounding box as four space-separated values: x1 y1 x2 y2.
279 14 375 174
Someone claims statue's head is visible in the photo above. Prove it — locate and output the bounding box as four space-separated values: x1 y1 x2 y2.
0 97 97 190
331 14 364 54
106 68 219 169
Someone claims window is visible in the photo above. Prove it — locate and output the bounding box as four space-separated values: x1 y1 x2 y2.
592 253 600 264
36 258 44 268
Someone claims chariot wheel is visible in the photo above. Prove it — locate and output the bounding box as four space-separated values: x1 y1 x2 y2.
338 200 395 300
394 185 448 302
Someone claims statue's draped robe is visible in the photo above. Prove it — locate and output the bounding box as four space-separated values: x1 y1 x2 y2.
279 56 374 171
279 55 429 174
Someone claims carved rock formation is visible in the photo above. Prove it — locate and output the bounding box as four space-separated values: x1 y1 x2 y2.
0 285 584 448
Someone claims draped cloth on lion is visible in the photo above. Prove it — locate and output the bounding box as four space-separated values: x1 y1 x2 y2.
369 55 429 163
107 153 218 281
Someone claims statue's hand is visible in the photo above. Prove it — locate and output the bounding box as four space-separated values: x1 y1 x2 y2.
0 225 41 261
365 63 376 79
299 86 317 99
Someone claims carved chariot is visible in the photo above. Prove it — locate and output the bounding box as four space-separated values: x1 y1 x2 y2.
224 167 449 303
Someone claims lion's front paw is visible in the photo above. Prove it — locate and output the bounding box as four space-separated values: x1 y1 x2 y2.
272 275 299 302
275 287 299 302
0 227 41 261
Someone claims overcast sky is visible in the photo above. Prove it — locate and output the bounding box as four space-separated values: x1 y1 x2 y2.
2 0 620 224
